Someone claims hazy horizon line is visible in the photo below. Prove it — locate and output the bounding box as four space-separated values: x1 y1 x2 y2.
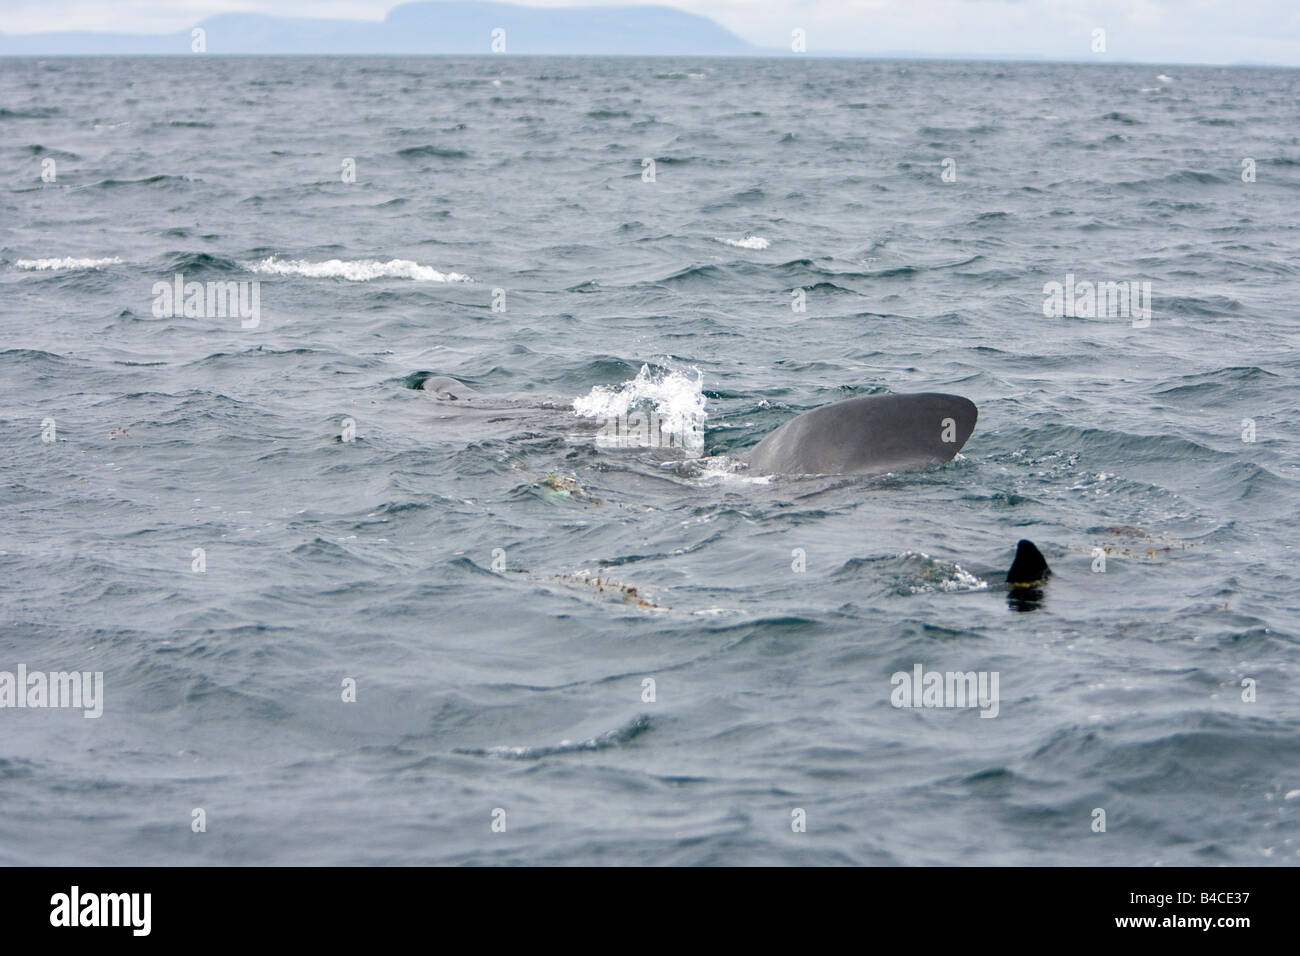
0 51 1293 69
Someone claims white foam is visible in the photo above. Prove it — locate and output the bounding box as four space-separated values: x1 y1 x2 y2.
16 257 121 271
934 564 989 592
691 455 771 484
714 235 770 250
244 256 471 282
573 364 707 455
900 552 990 594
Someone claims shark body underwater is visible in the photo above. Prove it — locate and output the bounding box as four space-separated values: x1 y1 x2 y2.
415 374 1052 603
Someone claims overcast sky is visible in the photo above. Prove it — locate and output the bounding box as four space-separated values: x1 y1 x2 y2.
3 0 1298 65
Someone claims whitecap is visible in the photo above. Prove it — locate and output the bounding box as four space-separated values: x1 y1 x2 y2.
714 234 770 250
16 256 121 270
243 256 471 282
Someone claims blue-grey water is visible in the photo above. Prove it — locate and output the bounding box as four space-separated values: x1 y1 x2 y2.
2 56 1299 865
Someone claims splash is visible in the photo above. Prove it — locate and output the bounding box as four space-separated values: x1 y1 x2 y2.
572 364 706 456
898 552 990 594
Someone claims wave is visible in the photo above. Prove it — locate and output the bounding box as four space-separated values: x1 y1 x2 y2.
243 256 471 282
0 107 60 119
1119 170 1230 189
1155 366 1278 401
15 256 121 271
23 144 80 159
836 551 991 595
160 251 242 273
394 144 471 159
454 714 652 759
82 174 196 189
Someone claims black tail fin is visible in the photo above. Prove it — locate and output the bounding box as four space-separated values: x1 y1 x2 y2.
1006 539 1050 587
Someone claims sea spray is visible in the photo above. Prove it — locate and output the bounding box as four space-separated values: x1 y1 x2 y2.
572 364 706 456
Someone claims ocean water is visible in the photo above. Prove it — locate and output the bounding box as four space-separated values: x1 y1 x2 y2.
2 55 1299 866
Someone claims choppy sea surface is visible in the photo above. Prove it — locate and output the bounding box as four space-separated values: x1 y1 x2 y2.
2 56 1299 866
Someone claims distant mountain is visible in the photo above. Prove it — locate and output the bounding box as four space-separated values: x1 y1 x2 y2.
0 1 755 56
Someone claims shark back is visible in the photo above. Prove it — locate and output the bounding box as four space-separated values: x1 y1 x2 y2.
745 392 978 476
